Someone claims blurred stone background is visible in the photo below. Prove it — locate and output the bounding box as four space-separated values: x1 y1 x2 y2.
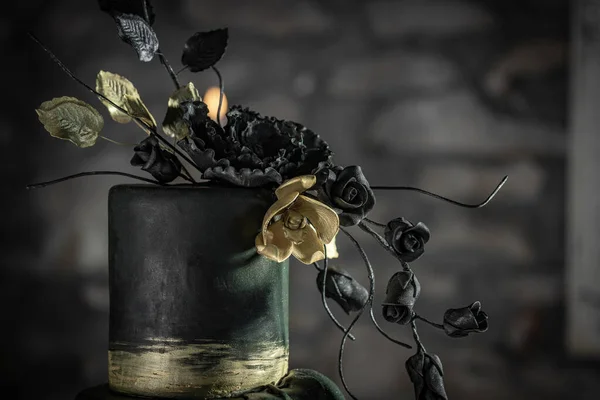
1 0 598 399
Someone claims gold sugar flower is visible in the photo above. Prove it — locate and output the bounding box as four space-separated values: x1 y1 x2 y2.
256 175 340 264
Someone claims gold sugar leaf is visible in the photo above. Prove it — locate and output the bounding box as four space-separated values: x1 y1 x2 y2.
124 94 157 133
36 96 104 148
96 70 156 130
162 82 201 141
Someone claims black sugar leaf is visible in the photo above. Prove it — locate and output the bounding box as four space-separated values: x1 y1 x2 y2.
114 13 159 62
182 29 228 72
99 0 156 25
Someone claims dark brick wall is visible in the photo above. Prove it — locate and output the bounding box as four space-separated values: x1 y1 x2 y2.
2 1 598 399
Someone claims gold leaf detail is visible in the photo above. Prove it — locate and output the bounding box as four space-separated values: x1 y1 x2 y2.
96 70 156 130
162 82 202 140
36 96 104 148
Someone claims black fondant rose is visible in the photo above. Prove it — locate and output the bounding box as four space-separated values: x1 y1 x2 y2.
443 301 488 338
177 103 332 187
317 265 368 314
130 136 182 183
317 165 375 227
382 271 421 325
406 348 448 400
384 218 430 262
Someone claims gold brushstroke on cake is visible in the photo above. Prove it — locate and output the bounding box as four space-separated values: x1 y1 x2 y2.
108 338 288 399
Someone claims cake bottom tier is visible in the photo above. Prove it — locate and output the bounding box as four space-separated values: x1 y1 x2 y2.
76 369 346 400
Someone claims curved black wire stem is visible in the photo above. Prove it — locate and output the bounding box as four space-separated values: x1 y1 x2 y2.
371 175 508 209
338 228 412 400
413 314 444 330
316 251 356 341
410 319 426 353
156 50 181 90
358 221 411 271
363 218 386 228
140 0 180 90
26 171 163 189
27 33 200 178
211 66 224 128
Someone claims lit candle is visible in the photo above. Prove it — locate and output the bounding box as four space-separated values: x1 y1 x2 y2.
203 86 228 125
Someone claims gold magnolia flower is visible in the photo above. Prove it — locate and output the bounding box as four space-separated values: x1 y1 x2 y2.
256 175 340 264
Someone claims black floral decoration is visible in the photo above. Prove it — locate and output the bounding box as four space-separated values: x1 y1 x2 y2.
384 217 430 262
382 271 421 325
443 301 489 338
406 348 448 400
131 136 182 183
317 265 368 315
28 2 511 398
177 104 332 187
317 165 375 226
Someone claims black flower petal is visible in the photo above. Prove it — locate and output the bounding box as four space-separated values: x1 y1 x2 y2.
131 136 182 183
382 271 421 325
317 165 375 227
443 301 489 338
177 104 332 187
317 265 368 314
406 349 448 400
384 218 430 262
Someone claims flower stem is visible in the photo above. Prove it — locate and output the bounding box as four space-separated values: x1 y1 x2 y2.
414 314 445 330
363 217 387 228
358 221 410 271
316 256 356 341
211 65 224 128
28 33 200 172
99 135 136 146
26 171 162 189
338 227 412 400
410 318 426 353
371 176 508 209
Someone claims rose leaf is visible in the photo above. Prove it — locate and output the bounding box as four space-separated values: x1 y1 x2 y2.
36 96 104 148
181 28 228 72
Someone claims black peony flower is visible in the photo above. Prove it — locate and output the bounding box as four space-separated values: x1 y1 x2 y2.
317 265 368 314
443 301 488 338
382 271 421 325
316 165 375 227
177 103 332 187
130 136 182 183
384 217 430 262
406 348 448 400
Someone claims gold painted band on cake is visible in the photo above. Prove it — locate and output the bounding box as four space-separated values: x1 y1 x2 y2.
108 339 289 399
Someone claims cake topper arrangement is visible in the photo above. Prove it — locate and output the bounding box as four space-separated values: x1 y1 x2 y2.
28 1 507 399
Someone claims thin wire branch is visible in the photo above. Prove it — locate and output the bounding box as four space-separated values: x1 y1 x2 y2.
179 163 197 184
369 307 412 348
211 65 224 128
371 175 508 209
99 135 136 146
26 171 162 189
157 50 181 89
338 227 412 400
363 217 386 228
358 221 410 271
318 254 356 341
410 319 426 353
414 314 444 330
27 33 200 172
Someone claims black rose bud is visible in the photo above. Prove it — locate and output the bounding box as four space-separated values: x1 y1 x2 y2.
443 301 489 338
384 218 430 262
382 271 421 325
131 136 182 183
406 348 448 400
317 165 375 227
317 265 368 314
